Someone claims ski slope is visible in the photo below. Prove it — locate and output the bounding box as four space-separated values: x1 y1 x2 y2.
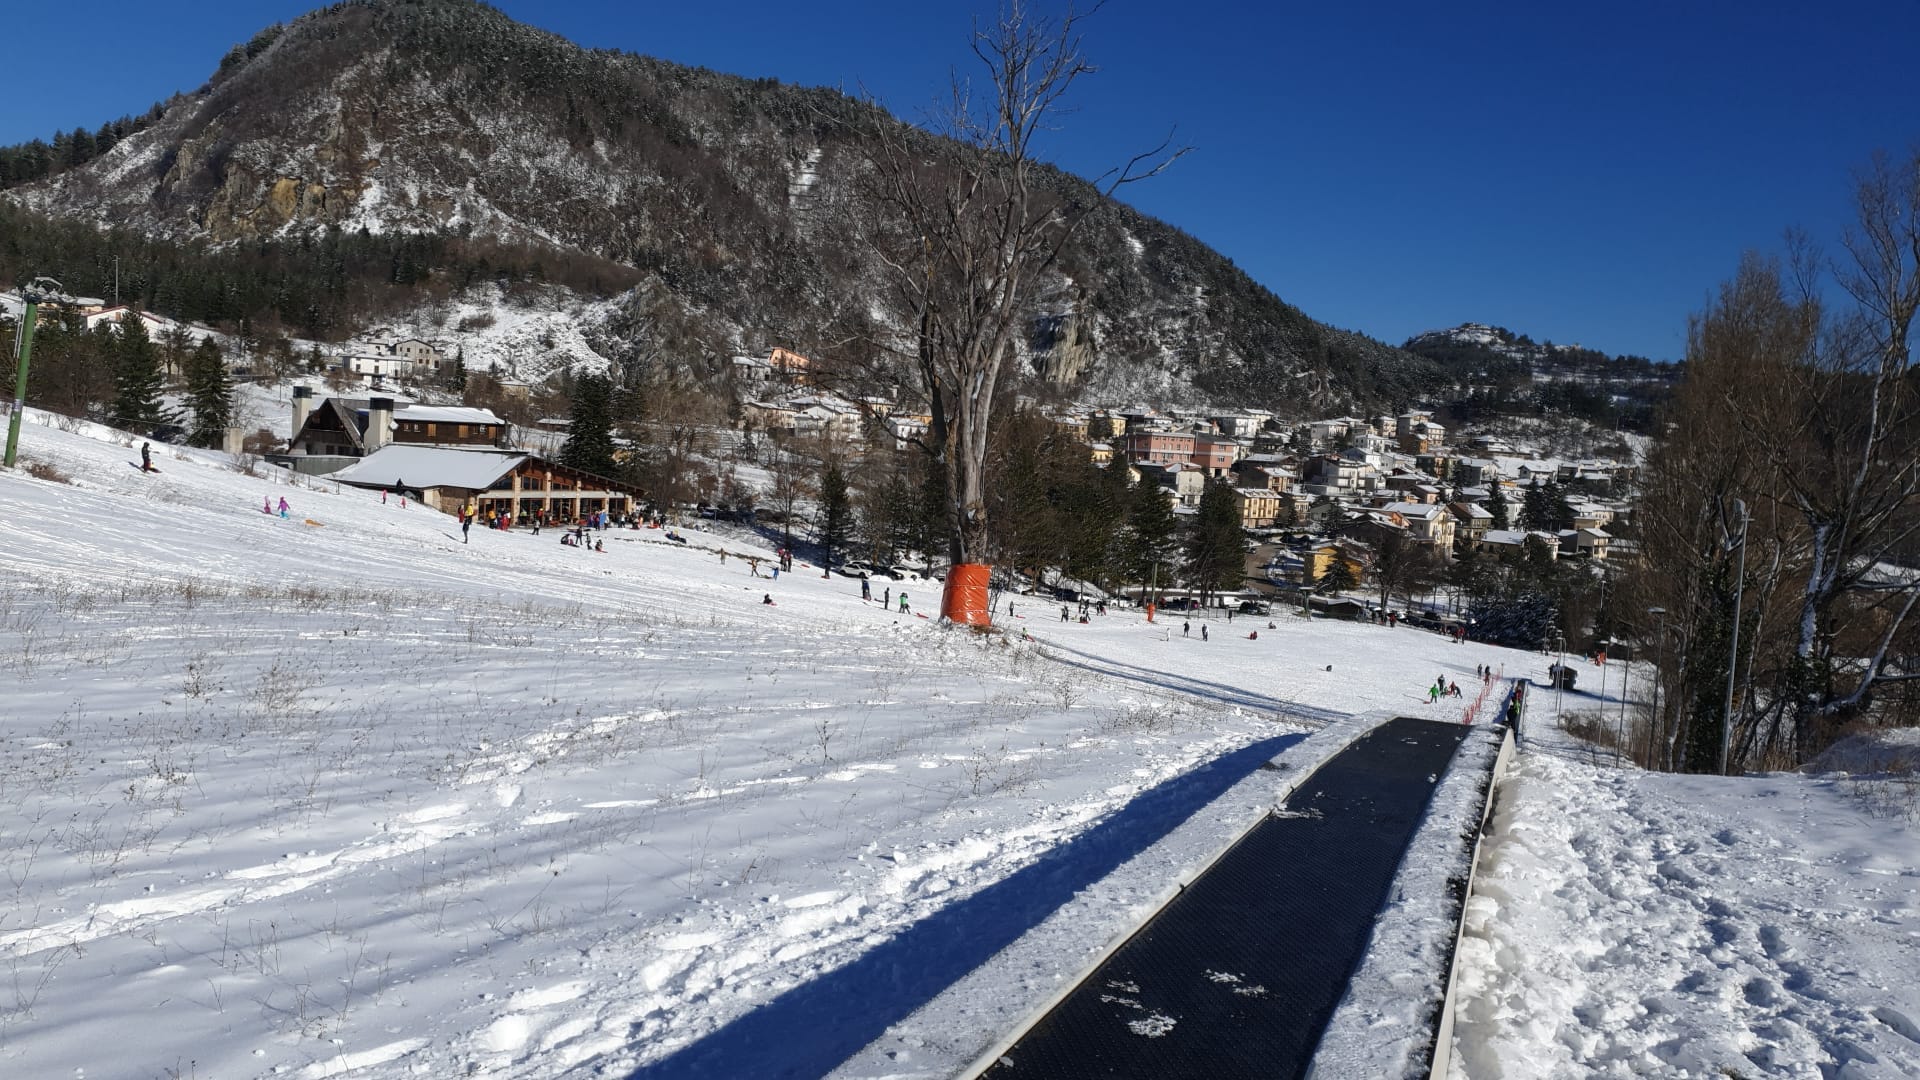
2 408 1916 1079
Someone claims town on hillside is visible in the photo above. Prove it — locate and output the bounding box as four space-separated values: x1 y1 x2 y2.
1 283 1634 658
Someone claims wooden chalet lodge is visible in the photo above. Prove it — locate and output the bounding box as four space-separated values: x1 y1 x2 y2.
279 389 641 523
329 444 641 524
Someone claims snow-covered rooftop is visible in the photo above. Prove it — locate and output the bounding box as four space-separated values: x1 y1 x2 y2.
393 404 503 425
330 445 526 490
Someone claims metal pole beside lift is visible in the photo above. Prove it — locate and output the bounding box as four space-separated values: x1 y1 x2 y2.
6 278 72 469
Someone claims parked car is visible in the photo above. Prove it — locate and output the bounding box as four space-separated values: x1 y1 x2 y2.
1237 600 1271 615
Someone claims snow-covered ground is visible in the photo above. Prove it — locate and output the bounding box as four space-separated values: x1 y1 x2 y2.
1448 691 1920 1078
2 407 1914 1079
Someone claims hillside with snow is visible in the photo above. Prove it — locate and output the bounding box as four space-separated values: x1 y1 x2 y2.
2 0 1437 412
2 413 1916 1079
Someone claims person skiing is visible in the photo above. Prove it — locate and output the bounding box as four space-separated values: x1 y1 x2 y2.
140 442 152 472
1061 605 1070 622
1428 684 1441 704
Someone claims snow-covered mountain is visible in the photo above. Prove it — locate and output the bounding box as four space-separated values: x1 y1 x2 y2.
3 0 1442 411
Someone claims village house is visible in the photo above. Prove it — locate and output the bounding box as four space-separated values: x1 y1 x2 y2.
1448 502 1494 546
768 347 813 385
1479 529 1561 559
1308 417 1364 448
82 306 181 338
1086 411 1127 439
1300 451 1381 496
1211 412 1267 438
1268 538 1370 588
1451 457 1499 488
1234 487 1284 529
1557 527 1613 559
280 388 507 472
335 337 451 382
1231 457 1296 492
1123 428 1197 466
1381 501 1457 548
1192 433 1241 475
1570 501 1615 530
1133 460 1207 508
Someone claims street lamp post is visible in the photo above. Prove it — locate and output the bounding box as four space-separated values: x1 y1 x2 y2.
1643 607 1658 764
1554 630 1568 728
1720 499 1749 776
1647 605 1668 770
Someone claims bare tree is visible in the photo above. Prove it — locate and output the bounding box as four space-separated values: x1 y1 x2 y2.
1772 150 1920 750
858 2 1183 569
1636 145 1920 768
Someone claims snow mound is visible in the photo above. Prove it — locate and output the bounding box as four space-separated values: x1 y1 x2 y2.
1805 727 1920 776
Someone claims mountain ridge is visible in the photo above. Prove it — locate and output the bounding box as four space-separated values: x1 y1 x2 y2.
4 0 1446 412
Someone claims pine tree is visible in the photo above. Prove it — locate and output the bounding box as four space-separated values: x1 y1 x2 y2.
1183 478 1245 606
111 311 167 433
559 374 617 477
1121 472 1178 599
1486 481 1511 530
1320 551 1360 595
1521 481 1573 531
184 337 232 449
819 464 852 574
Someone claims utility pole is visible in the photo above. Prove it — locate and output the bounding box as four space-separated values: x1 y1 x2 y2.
6 277 69 469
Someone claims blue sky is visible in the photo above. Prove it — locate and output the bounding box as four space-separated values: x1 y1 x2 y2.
2 1 1915 361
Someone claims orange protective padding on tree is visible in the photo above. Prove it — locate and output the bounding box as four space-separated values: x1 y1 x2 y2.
941 563 994 626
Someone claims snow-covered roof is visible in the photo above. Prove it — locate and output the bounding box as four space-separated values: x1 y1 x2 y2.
1383 501 1443 519
330 446 526 491
394 405 503 425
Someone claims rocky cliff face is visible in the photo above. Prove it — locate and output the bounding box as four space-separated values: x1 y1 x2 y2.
10 0 1443 411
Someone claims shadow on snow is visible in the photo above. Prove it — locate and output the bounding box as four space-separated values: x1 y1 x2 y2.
1036 639 1346 726
625 732 1307 1080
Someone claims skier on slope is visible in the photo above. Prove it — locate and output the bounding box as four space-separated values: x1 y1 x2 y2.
140 442 152 472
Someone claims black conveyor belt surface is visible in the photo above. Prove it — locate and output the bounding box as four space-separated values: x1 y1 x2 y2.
984 716 1472 1079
